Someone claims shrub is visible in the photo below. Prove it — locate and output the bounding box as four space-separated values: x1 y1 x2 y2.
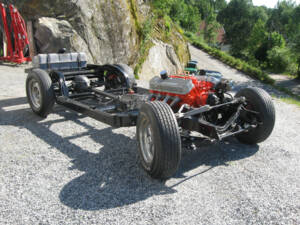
267 46 292 73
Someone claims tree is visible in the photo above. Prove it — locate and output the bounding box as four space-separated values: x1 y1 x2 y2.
215 0 227 12
248 19 268 52
247 19 268 63
267 46 292 73
184 0 224 44
252 31 286 66
191 0 214 20
152 0 175 14
169 0 201 32
217 0 256 56
252 6 269 22
266 0 296 38
203 13 221 44
180 4 201 32
292 31 300 77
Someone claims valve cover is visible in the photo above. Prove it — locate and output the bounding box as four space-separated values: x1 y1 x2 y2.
149 76 194 95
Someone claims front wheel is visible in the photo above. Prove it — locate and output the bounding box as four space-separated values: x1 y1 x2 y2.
235 87 275 144
137 101 182 179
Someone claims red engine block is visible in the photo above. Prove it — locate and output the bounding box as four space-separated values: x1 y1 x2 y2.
149 75 215 108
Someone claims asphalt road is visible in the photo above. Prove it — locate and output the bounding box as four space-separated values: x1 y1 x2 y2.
0 46 300 225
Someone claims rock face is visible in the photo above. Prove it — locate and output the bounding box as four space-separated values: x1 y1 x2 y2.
14 0 142 65
11 0 189 78
34 17 93 62
140 40 182 80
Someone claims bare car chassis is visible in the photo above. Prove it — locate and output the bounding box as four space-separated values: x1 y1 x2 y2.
26 52 275 179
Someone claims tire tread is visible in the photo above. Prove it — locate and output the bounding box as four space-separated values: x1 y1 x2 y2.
137 101 181 179
236 87 275 144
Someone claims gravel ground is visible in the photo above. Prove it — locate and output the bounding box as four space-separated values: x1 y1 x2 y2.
0 46 300 225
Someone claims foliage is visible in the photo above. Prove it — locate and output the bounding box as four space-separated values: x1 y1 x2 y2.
247 19 268 64
189 0 224 44
152 0 201 32
248 19 268 52
140 17 153 41
152 0 174 14
248 27 286 66
191 0 227 19
266 0 298 38
202 13 221 44
178 4 201 32
217 0 265 56
263 1 300 75
215 0 299 75
267 46 292 73
290 30 300 77
268 32 286 48
152 0 224 43
214 0 227 12
134 17 155 79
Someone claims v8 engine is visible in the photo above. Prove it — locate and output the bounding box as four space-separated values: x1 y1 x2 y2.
149 71 232 108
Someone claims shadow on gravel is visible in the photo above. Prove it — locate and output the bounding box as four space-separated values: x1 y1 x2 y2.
0 97 259 211
172 139 259 187
274 79 300 96
0 97 41 124
0 96 27 106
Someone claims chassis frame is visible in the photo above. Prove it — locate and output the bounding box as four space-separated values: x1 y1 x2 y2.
25 63 258 143
26 55 276 179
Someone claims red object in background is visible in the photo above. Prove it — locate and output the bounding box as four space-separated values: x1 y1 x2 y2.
150 74 215 108
0 3 31 63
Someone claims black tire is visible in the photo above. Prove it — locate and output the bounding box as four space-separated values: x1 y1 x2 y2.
137 101 182 179
26 69 55 118
235 87 275 144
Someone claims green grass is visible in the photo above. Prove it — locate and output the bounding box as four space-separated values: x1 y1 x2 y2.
272 89 300 107
277 97 300 107
273 85 300 107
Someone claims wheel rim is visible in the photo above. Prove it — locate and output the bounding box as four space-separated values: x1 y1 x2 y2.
29 79 42 109
139 117 154 165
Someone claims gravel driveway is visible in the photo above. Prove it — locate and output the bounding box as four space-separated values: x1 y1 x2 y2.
0 46 300 225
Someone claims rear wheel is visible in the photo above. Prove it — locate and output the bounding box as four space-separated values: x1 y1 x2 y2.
235 87 275 144
137 101 181 179
26 69 55 118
